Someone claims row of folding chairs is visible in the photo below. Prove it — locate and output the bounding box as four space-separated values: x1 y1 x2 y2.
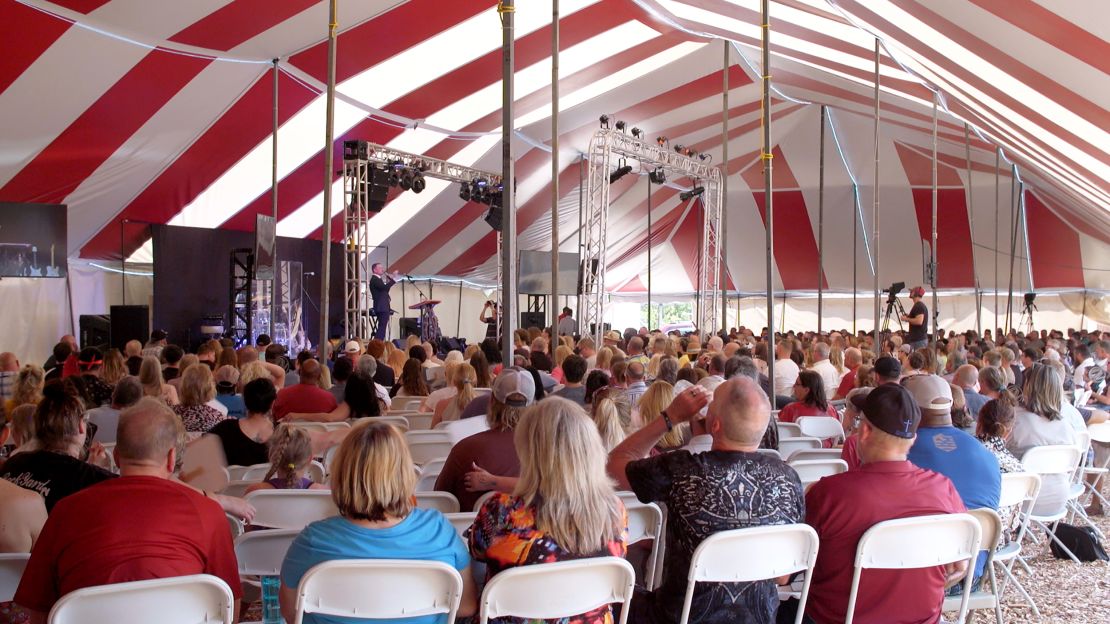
14 509 991 624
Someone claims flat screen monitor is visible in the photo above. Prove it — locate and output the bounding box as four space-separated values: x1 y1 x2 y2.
517 250 581 295
0 202 67 277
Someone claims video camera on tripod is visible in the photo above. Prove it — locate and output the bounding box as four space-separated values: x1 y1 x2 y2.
881 282 908 334
884 282 906 304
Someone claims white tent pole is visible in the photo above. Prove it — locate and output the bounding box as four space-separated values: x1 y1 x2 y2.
817 105 825 334
852 185 858 335
872 39 881 342
317 0 337 359
271 57 279 338
761 0 776 409
930 92 938 341
721 39 730 333
647 178 652 327
1005 164 1017 332
965 123 980 336
549 0 559 349
500 0 517 365
994 148 1000 335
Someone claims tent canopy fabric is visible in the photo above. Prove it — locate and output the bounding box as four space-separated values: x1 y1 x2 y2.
2 0 1107 293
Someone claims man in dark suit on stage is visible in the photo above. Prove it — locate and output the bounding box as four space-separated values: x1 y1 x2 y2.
369 263 400 340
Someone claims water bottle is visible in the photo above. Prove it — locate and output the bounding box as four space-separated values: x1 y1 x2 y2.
261 575 284 624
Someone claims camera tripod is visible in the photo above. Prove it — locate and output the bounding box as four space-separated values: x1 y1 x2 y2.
881 294 908 334
1018 300 1037 335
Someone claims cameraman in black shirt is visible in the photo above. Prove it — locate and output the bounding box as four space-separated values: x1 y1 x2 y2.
902 285 929 349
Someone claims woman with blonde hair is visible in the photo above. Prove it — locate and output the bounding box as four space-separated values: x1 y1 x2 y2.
238 360 273 389
646 353 664 380
469 397 627 624
636 381 687 449
551 344 573 383
388 348 407 377
1007 364 1077 515
100 349 127 386
829 346 846 376
278 420 478 622
5 365 45 417
590 389 628 451
432 363 477 428
244 423 326 494
422 361 461 413
139 355 179 405
172 364 226 433
594 346 614 374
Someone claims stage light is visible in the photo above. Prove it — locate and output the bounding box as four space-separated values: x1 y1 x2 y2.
609 161 633 184
599 114 610 129
697 153 712 163
656 136 668 147
459 182 471 201
648 167 666 184
615 120 627 132
400 171 414 191
631 127 644 139
411 173 425 194
679 186 705 201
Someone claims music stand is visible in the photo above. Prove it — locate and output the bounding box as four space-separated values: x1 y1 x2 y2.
408 299 442 345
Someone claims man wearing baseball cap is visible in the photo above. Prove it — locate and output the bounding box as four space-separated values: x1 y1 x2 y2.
801 384 967 624
901 285 929 349
872 355 902 385
434 367 533 511
904 374 999 585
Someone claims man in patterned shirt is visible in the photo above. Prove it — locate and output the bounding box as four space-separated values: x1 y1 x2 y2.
608 377 805 624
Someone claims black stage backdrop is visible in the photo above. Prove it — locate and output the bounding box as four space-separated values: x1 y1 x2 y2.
151 224 343 349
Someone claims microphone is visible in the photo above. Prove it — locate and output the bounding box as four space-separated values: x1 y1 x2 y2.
303 271 316 276
405 274 415 280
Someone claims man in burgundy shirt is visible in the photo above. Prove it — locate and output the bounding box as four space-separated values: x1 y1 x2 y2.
271 359 337 421
802 384 967 624
833 347 862 399
15 398 242 620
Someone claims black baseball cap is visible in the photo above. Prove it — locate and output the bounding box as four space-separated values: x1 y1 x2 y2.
150 329 167 341
874 356 902 379
863 384 921 439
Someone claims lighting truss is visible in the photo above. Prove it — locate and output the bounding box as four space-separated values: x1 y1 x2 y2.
579 129 723 345
341 141 500 340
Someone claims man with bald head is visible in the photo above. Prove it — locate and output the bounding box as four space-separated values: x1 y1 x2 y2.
271 358 337 421
14 398 242 620
954 364 988 421
609 378 805 624
833 347 863 400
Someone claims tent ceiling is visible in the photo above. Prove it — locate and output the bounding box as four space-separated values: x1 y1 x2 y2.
0 0 1106 292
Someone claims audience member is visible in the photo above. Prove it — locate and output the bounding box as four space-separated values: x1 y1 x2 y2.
611 379 804 624
4 364 44 418
280 420 477 623
589 389 628 451
213 365 245 418
161 344 185 381
809 342 841 394
0 478 46 552
14 398 242 620
470 398 626 624
99 349 127 386
435 368 533 511
245 424 327 494
210 378 278 467
432 363 477 427
76 347 113 407
139 355 179 405
955 364 988 420
1008 364 1078 515
393 358 430 398
778 370 839 423
872 356 902 385
624 361 649 407
172 364 228 433
272 359 337 421
804 384 966 624
552 354 588 406
635 382 686 450
86 375 143 444
328 356 354 404
773 341 801 397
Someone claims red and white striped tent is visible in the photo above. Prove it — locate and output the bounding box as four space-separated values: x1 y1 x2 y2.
2 0 1107 298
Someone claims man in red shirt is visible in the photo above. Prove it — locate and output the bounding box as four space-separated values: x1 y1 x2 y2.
832 347 862 399
802 384 967 624
272 358 337 421
15 398 242 620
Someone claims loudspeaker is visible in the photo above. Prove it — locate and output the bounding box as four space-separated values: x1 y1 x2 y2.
79 314 110 349
520 312 546 330
110 305 149 351
399 317 421 338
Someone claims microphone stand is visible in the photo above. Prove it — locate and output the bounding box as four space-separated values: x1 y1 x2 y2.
405 274 429 301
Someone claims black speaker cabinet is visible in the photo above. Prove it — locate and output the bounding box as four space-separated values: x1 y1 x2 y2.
110 305 149 351
399 317 421 338
520 311 546 330
79 314 111 350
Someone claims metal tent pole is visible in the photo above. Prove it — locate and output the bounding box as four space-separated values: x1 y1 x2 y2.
317 0 337 359
500 0 517 365
647 178 652 328
721 39 730 333
761 0 776 409
1005 165 1017 332
817 105 826 334
930 92 938 341
549 0 559 350
852 185 858 335
872 39 881 342
271 58 279 337
994 148 1000 335
965 124 980 336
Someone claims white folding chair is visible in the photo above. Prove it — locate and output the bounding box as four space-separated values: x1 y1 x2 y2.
942 509 1004 624
435 416 491 443
236 463 273 482
374 415 410 431
683 435 713 453
679 524 819 624
407 412 435 431
0 553 30 602
306 460 326 485
993 472 1042 618
223 480 254 498
756 448 782 460
1067 431 1104 538
415 491 461 513
323 445 339 473
422 457 449 476
48 574 234 624
473 490 498 511
796 416 845 445
226 513 245 540
245 490 338 529
444 512 477 538
786 448 844 463
1021 444 1084 563
392 397 425 412
416 466 443 492
289 421 351 433
479 557 635 624
777 422 803 439
787 459 849 487
406 431 455 466
845 513 981 624
625 501 664 590
1083 423 1110 511
235 529 300 577
778 437 822 460
292 560 463 624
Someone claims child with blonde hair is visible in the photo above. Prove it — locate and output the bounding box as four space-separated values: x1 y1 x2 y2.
245 424 327 494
